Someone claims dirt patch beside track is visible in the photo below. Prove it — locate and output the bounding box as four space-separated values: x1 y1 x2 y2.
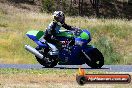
0 73 132 88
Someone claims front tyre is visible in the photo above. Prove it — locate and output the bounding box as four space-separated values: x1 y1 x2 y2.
85 48 104 68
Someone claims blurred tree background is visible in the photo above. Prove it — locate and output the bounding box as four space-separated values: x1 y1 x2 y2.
4 0 132 19
41 0 132 19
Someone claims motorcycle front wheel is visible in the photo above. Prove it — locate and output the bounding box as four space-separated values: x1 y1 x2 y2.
84 48 104 69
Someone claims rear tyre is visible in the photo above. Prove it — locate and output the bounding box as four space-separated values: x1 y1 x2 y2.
35 49 58 68
85 48 104 69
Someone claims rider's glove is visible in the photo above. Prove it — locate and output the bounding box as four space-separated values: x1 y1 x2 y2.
71 27 81 31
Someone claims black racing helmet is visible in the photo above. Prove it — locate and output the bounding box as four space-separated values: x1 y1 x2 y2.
53 11 65 25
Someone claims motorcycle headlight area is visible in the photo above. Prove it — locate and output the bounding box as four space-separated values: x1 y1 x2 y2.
75 38 87 46
75 41 84 46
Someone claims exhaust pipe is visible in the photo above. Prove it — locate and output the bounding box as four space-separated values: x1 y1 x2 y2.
25 45 44 59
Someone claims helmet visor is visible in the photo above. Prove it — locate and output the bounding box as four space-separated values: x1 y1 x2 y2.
54 16 64 23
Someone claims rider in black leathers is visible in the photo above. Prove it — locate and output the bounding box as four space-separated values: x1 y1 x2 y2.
44 11 74 50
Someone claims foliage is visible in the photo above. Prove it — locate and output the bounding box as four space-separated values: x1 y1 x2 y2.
41 0 132 19
42 0 55 13
94 36 122 64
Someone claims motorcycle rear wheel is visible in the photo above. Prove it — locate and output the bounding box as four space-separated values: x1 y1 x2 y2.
35 50 58 68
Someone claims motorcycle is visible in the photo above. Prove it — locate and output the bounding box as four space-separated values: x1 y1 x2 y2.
25 28 104 68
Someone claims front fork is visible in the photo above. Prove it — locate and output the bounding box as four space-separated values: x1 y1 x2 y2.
81 50 91 61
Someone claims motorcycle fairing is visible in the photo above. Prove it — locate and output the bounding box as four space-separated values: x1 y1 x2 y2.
56 30 74 38
26 30 47 47
26 30 44 40
58 45 85 65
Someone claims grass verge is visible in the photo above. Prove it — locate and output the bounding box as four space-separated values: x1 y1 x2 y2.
0 68 132 88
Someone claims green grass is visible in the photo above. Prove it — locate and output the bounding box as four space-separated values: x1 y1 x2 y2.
0 68 112 75
0 68 75 75
0 6 132 64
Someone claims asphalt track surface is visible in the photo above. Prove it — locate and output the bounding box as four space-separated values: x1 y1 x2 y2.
0 64 132 72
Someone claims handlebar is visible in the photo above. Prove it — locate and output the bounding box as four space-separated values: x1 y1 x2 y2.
70 27 82 36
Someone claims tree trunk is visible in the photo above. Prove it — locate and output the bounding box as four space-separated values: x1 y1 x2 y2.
81 0 83 16
79 0 81 15
95 0 100 17
70 0 72 13
90 0 100 17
